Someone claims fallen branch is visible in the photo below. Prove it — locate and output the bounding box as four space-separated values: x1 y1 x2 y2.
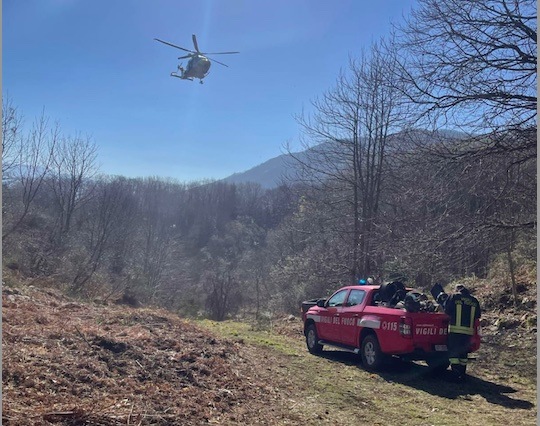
74 325 94 351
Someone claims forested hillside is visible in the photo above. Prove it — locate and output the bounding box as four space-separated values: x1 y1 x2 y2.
2 0 536 322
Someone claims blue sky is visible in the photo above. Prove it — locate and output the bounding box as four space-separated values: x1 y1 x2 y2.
3 0 415 182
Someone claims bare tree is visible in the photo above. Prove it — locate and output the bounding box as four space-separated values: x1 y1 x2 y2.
387 0 537 297
48 135 98 244
381 127 536 292
202 218 264 320
290 39 405 282
2 96 24 179
396 0 536 160
121 178 186 303
2 111 58 241
70 177 137 292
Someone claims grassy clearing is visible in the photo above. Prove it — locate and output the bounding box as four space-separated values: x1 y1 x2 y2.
197 319 537 426
198 319 303 356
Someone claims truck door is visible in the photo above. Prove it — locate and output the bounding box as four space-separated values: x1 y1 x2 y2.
317 289 348 341
340 289 366 346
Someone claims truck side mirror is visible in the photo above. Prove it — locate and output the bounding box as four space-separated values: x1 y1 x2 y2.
317 299 326 308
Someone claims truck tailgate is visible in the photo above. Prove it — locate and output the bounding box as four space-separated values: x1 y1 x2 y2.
411 312 449 349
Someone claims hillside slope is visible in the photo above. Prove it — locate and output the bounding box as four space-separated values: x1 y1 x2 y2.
222 152 298 189
2 281 537 425
2 285 304 425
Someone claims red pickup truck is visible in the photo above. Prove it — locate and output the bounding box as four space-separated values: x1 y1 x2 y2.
302 284 481 372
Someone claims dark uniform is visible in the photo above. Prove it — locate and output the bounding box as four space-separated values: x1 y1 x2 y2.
443 284 481 381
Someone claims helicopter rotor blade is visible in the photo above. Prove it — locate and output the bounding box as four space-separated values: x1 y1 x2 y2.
178 54 193 59
192 34 200 53
206 56 230 67
154 38 194 54
200 51 240 55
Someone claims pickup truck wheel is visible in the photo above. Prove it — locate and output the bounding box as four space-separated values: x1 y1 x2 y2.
426 357 450 375
306 324 323 354
361 335 383 371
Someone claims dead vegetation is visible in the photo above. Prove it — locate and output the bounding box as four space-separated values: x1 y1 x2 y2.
2 278 537 425
2 284 306 425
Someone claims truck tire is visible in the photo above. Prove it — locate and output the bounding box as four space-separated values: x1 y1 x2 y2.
305 324 323 354
426 356 450 375
361 335 383 371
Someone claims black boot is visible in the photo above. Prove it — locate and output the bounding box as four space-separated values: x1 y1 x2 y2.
449 365 465 383
453 365 466 382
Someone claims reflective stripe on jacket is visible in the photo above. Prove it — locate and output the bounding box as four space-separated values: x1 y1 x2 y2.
445 292 481 335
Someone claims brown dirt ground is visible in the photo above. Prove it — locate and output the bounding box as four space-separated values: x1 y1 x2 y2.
2 285 309 425
2 279 537 425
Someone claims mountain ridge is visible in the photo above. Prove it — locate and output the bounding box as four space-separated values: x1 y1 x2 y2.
221 129 468 188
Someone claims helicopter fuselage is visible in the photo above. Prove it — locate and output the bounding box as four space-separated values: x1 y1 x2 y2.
184 55 211 79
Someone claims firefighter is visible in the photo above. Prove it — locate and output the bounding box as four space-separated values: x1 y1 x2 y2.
443 284 481 382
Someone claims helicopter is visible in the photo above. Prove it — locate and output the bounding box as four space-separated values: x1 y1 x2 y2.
154 34 239 84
